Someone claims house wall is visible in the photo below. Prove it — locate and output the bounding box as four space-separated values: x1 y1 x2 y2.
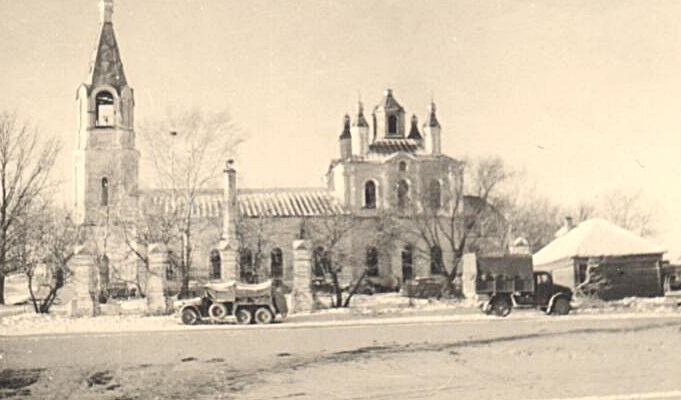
572 254 663 300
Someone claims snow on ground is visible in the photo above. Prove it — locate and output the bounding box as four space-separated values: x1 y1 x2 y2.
1 293 679 337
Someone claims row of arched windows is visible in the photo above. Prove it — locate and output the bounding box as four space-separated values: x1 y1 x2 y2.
208 248 284 282
364 179 442 210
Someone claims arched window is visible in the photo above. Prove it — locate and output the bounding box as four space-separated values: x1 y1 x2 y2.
98 255 110 303
429 180 442 210
95 91 115 127
401 246 413 281
209 250 221 280
366 247 379 277
239 248 254 282
397 180 409 210
430 245 444 275
271 248 283 279
313 247 326 278
101 177 109 206
364 181 377 209
398 161 407 172
388 115 398 135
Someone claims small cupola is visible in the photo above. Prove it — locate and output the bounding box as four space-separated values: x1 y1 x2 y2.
407 114 422 140
339 114 352 160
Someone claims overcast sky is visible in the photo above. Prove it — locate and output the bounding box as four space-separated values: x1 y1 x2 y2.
1 0 681 252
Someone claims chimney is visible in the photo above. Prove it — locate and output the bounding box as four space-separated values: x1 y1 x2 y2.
564 216 574 230
222 160 237 242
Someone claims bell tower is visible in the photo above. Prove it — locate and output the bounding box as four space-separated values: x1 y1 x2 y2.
74 0 139 225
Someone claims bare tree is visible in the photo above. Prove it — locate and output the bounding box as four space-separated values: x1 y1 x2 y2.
140 108 243 296
0 111 60 304
234 215 274 283
22 205 82 313
307 211 400 308
410 156 511 296
590 190 655 236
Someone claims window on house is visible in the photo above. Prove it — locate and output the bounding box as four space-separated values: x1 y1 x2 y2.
388 115 398 135
271 248 283 279
209 249 221 280
95 91 115 127
429 180 442 210
402 246 414 281
313 247 326 278
239 248 254 282
101 177 109 206
364 181 377 209
366 247 379 277
397 180 409 210
430 246 444 275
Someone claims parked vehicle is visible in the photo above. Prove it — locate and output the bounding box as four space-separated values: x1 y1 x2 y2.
174 280 288 325
475 255 572 317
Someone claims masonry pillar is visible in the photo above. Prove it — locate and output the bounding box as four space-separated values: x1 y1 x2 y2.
291 239 313 312
461 253 478 299
67 245 97 317
218 239 238 282
146 243 168 314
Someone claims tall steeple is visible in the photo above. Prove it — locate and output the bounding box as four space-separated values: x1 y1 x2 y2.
74 0 139 225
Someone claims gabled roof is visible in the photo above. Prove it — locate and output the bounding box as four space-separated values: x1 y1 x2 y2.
533 218 664 266
238 188 348 218
140 188 348 219
88 20 127 93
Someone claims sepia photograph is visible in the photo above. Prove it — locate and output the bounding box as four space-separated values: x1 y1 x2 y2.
1 0 681 399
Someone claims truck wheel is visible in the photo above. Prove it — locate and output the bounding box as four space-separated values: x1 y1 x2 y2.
491 296 512 317
235 307 253 325
550 297 570 316
208 303 228 320
181 308 199 325
254 307 274 324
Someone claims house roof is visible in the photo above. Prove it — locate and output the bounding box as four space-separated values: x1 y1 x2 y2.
533 218 664 266
140 188 348 219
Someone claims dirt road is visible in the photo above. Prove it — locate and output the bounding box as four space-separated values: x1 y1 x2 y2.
2 314 680 399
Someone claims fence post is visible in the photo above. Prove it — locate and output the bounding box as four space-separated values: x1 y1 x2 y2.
68 245 97 317
218 239 238 282
146 243 168 314
291 239 313 312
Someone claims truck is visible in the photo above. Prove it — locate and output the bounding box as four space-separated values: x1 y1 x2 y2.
465 254 573 317
174 280 288 325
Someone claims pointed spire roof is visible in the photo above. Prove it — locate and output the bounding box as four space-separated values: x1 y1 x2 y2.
407 114 422 139
339 114 351 139
88 0 128 93
373 89 404 113
424 101 440 128
352 101 369 128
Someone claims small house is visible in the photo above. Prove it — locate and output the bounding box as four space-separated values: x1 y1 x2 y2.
533 218 665 300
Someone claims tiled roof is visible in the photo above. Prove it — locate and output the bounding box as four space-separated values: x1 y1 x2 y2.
238 188 348 218
368 139 422 155
140 188 347 219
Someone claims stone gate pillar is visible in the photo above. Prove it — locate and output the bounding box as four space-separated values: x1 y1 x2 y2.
291 239 313 312
218 239 238 282
67 245 97 317
147 243 168 314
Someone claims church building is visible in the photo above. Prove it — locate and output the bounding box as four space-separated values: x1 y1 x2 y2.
73 0 502 298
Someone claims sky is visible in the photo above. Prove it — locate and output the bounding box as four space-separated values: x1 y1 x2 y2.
1 0 681 253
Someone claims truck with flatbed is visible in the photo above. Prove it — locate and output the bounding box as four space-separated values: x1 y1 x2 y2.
174 280 288 325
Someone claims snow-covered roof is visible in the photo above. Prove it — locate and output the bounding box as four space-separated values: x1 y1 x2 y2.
533 218 664 266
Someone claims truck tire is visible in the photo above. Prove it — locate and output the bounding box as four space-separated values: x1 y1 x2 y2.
491 295 512 317
208 303 228 320
550 296 570 316
254 307 274 324
235 307 253 325
181 308 199 325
